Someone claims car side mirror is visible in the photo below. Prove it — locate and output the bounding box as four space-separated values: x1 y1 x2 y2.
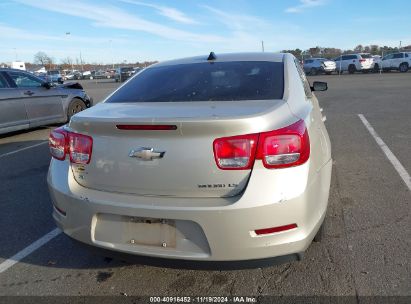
42 82 52 89
311 81 327 91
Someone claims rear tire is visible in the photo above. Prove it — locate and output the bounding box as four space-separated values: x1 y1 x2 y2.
67 98 86 121
348 65 356 74
399 63 409 73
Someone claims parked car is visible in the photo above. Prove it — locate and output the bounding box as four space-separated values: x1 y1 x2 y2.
93 70 110 79
334 53 373 74
0 68 93 134
114 67 134 82
371 55 382 72
381 52 411 72
106 69 116 79
81 70 94 79
47 52 332 266
65 71 82 80
47 70 64 84
303 58 336 75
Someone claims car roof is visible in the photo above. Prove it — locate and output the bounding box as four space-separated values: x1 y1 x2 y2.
152 52 285 68
0 68 29 72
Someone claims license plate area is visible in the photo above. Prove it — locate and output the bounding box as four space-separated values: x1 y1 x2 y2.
94 214 176 248
127 217 176 248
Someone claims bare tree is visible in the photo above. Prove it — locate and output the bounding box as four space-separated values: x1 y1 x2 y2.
33 51 52 67
354 45 364 53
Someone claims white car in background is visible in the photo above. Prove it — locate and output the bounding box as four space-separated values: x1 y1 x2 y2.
381 52 411 72
303 58 336 75
372 55 382 72
334 53 373 74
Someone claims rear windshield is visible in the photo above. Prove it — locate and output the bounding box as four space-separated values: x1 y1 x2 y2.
360 54 372 59
107 61 284 102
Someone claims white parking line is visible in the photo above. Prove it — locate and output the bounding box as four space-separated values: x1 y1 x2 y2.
0 141 48 159
358 114 411 191
0 228 61 274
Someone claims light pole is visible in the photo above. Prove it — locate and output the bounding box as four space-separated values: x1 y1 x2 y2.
65 32 74 71
109 40 114 69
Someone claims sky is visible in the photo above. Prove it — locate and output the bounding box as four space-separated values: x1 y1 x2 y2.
0 0 410 64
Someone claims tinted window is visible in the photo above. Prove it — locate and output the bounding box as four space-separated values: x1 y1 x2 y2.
0 74 8 88
8 71 44 88
393 53 403 59
305 60 313 64
107 62 284 102
360 54 371 58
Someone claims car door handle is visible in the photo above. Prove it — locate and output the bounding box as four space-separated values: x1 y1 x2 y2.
23 90 34 96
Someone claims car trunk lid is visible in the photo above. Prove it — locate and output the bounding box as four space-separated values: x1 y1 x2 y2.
68 101 291 198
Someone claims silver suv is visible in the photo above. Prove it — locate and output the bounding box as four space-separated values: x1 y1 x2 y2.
303 58 336 75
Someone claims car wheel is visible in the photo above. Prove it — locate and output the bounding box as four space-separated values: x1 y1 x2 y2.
67 98 86 121
373 64 380 73
348 65 356 74
399 63 409 73
313 223 324 242
310 67 318 76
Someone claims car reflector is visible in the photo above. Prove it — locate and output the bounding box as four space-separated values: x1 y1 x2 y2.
254 223 297 235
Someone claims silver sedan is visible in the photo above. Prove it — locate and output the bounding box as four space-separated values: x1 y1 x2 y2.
0 68 92 135
48 52 332 267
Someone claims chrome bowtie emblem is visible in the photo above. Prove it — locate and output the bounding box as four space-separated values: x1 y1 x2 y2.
129 147 165 161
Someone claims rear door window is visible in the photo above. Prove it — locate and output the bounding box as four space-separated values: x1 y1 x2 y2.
107 61 284 102
393 53 404 59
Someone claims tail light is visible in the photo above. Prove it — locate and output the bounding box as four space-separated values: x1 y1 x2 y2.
256 120 310 169
359 59 366 63
49 127 93 164
49 128 67 161
213 120 309 170
213 134 258 170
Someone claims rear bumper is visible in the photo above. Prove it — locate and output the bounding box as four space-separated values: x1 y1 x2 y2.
69 237 303 270
48 159 332 262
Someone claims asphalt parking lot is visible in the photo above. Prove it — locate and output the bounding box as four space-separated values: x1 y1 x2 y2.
0 74 410 300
